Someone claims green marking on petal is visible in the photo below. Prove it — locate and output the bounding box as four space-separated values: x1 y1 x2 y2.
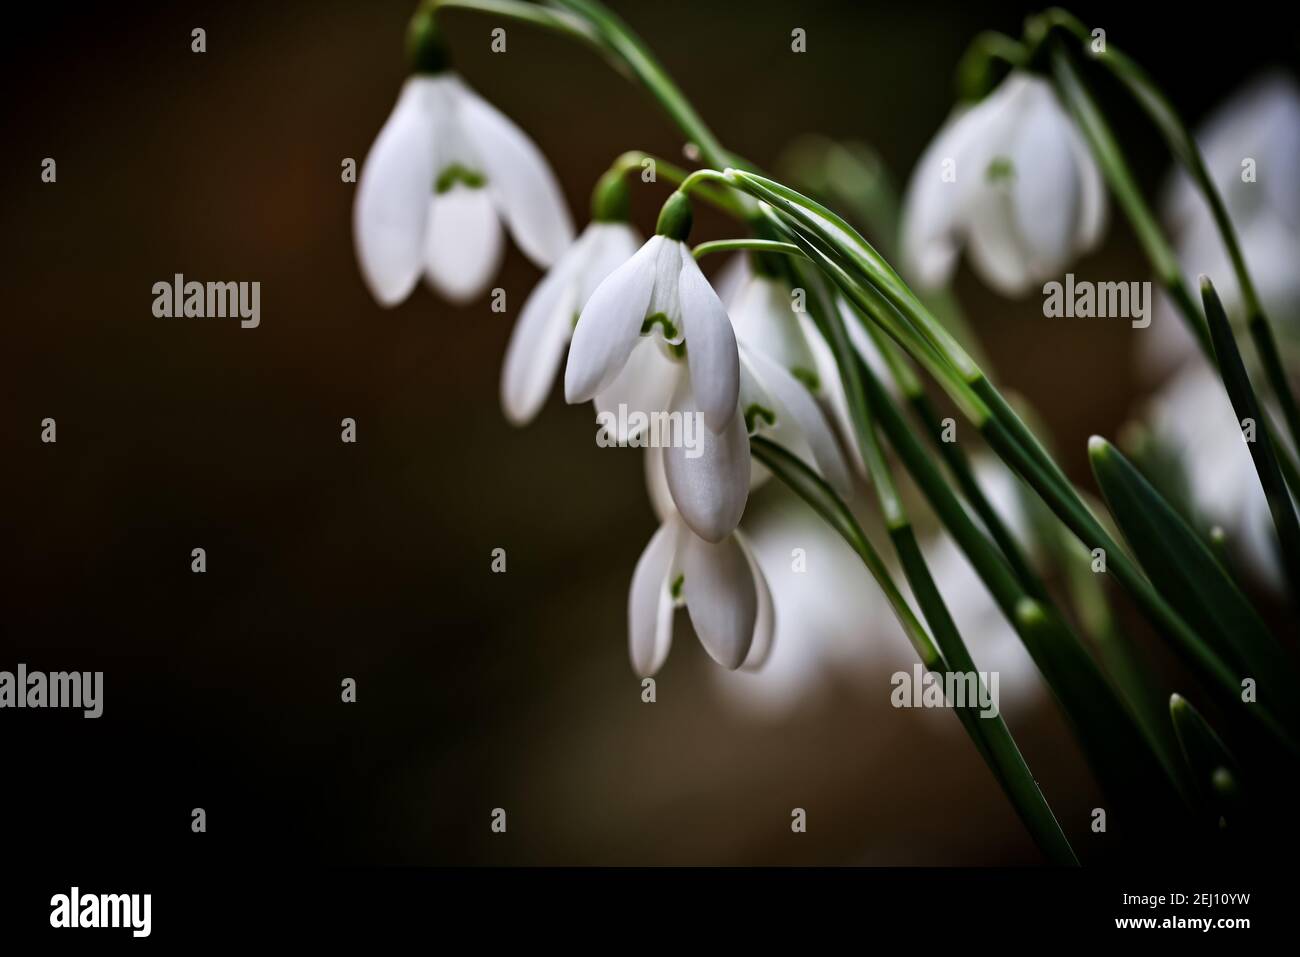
791 366 821 392
641 312 680 340
669 573 684 601
435 163 487 194
986 156 1015 183
744 403 777 434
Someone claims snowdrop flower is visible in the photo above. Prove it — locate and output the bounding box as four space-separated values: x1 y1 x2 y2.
565 192 752 541
353 13 573 307
901 71 1107 297
500 172 642 425
629 448 774 676
1144 72 1300 376
565 191 739 432
579 240 852 542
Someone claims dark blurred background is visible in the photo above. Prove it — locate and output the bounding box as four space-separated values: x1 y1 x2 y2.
2 0 1295 866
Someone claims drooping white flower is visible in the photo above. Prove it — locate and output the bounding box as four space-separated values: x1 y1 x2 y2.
628 448 774 676
1144 72 1300 376
353 72 573 307
901 72 1107 297
564 214 741 433
500 220 642 425
578 249 852 542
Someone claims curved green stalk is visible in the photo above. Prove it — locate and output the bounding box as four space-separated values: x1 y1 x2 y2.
692 239 805 261
752 437 1078 866
606 151 750 218
431 0 605 50
547 0 732 169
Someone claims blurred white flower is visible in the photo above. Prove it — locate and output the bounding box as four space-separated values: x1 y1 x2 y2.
629 449 774 676
901 72 1107 297
721 260 869 480
1145 72 1300 376
353 74 573 307
712 458 1047 719
1146 363 1284 591
500 220 642 425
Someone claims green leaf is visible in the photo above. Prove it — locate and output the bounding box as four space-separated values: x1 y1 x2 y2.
1169 694 1245 829
1089 437 1299 735
1201 275 1300 598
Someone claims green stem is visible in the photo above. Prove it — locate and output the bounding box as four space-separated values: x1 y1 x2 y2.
607 151 750 218
692 239 805 261
752 437 1078 866
1047 44 1210 354
547 0 732 169
432 0 604 49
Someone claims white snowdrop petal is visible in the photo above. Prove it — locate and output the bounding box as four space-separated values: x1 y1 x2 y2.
593 338 682 443
966 180 1036 297
423 185 505 304
1010 88 1082 275
682 531 758 670
642 444 677 526
628 518 680 677
738 532 776 672
663 383 750 543
564 238 660 404
744 346 853 494
499 244 584 425
730 275 819 377
453 78 574 265
353 76 444 306
1065 115 1108 252
677 248 741 433
578 223 644 303
710 252 753 310
900 107 975 289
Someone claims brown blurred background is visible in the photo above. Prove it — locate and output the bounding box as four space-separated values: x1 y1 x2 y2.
2 0 1295 865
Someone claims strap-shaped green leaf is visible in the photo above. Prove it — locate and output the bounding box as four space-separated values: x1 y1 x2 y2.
1089 437 1297 731
1201 276 1300 598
